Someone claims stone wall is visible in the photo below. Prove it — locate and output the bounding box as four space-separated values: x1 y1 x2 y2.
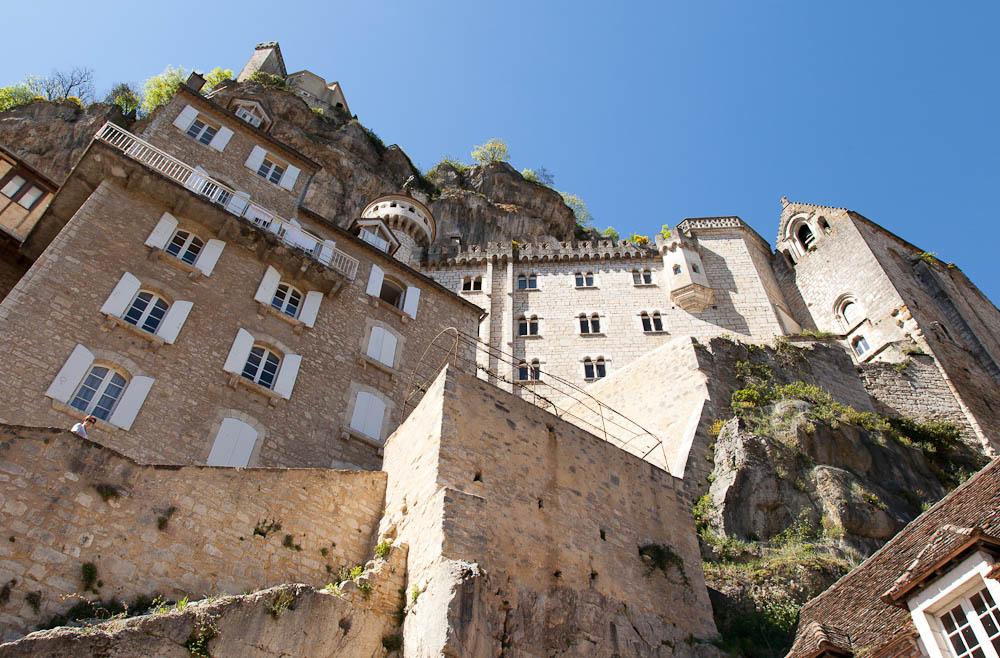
859 354 976 440
0 424 386 639
379 366 719 656
0 152 480 470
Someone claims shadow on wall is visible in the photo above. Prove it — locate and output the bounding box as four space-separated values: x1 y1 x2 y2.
697 244 751 336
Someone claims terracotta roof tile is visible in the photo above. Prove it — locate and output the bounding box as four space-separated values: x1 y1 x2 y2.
787 458 1000 658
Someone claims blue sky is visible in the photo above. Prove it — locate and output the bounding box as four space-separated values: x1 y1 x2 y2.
3 0 998 302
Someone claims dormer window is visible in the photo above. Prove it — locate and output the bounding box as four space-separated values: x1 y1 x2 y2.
231 100 271 130
360 227 391 253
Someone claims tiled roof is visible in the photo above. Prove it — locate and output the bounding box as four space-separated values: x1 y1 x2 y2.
786 458 1000 658
787 621 854 658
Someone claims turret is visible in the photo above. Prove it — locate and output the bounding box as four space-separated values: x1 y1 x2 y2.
358 194 436 265
657 232 714 313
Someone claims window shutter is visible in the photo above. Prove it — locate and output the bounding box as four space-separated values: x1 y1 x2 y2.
350 392 372 434
299 291 323 328
208 126 234 152
365 394 386 440
145 213 178 249
366 264 384 297
380 331 397 368
244 145 267 172
254 266 282 305
223 328 254 374
273 353 301 400
279 165 300 190
207 418 257 467
366 327 385 361
157 300 193 344
196 239 225 276
172 104 198 130
185 166 208 193
100 272 141 317
403 286 421 318
108 375 154 430
45 344 94 404
226 191 250 217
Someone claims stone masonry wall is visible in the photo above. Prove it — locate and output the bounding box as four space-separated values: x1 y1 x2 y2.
379 367 718 656
859 354 976 440
0 424 386 639
0 167 480 470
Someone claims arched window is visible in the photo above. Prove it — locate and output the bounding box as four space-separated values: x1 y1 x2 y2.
584 357 607 380
528 274 537 289
641 312 652 332
123 291 169 334
366 326 398 368
379 278 405 309
852 335 870 357
579 313 600 334
165 229 204 265
819 217 831 234
462 276 483 291
842 301 861 327
596 357 606 378
71 365 128 421
206 418 259 468
583 272 595 287
632 270 641 285
242 345 281 390
633 269 652 285
672 264 681 275
518 315 539 336
517 274 537 290
350 391 386 440
642 269 652 284
797 224 816 251
271 283 303 318
575 272 585 287
584 357 595 379
640 311 664 332
652 312 663 332
517 360 541 381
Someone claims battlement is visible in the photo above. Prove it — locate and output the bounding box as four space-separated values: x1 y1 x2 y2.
425 237 657 267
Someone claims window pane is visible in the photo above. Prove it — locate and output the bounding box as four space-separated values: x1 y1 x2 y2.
586 274 594 286
580 317 589 334
632 271 640 284
519 320 527 335
597 362 606 378
1 175 25 198
584 362 594 379
17 186 43 209
575 274 583 287
591 317 600 332
642 315 652 331
143 298 169 332
529 320 538 335
242 347 263 380
643 271 652 284
269 165 284 184
186 120 205 139
124 292 152 325
199 125 217 145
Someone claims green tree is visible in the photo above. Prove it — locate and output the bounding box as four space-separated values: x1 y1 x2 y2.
0 81 41 112
471 138 510 165
104 83 142 116
203 68 234 92
560 192 594 228
601 226 620 240
141 66 186 116
661 223 672 239
521 168 539 183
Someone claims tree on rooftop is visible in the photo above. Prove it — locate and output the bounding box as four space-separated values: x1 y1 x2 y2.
37 67 95 103
203 67 234 93
471 138 510 165
141 66 186 116
560 192 594 229
0 81 41 112
104 83 142 117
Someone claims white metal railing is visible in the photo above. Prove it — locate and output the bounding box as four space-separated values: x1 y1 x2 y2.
95 122 359 280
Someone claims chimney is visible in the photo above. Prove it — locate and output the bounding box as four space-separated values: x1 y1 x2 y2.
186 72 206 93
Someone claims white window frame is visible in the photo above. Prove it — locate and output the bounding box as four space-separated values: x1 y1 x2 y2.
100 272 193 344
222 329 300 399
241 344 282 390
172 104 233 152
271 283 303 319
165 229 205 265
70 364 129 422
908 552 1000 658
350 390 387 441
44 344 154 430
123 290 170 334
186 118 219 145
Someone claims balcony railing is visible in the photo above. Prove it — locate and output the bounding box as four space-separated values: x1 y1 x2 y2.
95 122 359 280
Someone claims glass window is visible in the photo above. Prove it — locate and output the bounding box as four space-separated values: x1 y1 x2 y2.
1 175 25 198
590 313 601 333
579 314 590 334
672 264 681 275
517 361 530 381
473 276 482 291
463 277 473 291
242 345 281 390
271 283 303 318
186 118 218 145
575 272 584 287
585 272 594 287
632 270 641 285
528 274 537 289
641 312 652 332
518 316 529 336
123 291 169 333
596 358 606 378
165 230 204 265
16 186 43 209
853 335 870 356
235 106 263 127
652 312 663 332
257 158 285 184
517 275 527 290
584 358 595 379
529 316 538 335
642 270 652 284
70 366 127 421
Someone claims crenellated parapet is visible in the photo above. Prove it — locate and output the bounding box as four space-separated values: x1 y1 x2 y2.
425 238 657 268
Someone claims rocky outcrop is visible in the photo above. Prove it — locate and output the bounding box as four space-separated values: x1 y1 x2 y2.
192 84 576 252
0 101 123 183
704 400 983 556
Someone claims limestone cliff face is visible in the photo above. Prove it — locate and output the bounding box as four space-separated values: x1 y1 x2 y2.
704 401 983 556
0 100 123 183
187 83 576 251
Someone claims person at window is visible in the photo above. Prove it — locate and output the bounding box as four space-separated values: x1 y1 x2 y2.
71 415 97 439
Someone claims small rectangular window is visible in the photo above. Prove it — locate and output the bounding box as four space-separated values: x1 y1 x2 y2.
1 175 26 198
16 186 43 209
186 118 218 145
258 158 285 184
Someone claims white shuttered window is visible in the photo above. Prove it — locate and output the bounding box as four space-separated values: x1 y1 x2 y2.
350 391 386 441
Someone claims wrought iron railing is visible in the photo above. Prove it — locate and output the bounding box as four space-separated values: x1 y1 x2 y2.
95 122 359 280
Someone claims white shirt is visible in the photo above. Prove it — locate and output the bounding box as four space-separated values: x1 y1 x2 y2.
71 422 89 439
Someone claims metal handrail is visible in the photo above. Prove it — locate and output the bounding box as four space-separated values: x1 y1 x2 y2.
94 122 359 280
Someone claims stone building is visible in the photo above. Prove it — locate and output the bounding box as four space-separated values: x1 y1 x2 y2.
0 144 57 298
0 74 483 471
